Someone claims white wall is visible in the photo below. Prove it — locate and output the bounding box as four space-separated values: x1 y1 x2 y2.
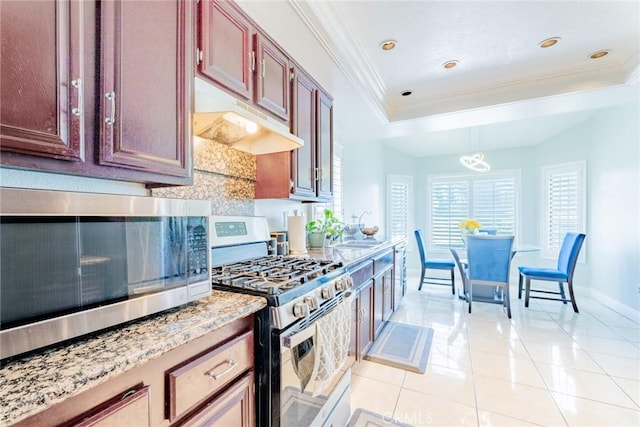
341 138 387 238
587 104 640 311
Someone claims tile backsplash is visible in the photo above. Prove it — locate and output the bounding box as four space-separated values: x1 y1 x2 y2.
152 138 255 215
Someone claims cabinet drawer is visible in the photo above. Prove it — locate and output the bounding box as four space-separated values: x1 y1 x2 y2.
74 385 150 427
176 372 254 427
167 331 254 421
350 260 373 289
373 250 393 273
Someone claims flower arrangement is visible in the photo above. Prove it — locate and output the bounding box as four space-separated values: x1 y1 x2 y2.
459 218 481 233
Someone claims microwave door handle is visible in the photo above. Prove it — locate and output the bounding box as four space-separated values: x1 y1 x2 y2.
282 323 317 349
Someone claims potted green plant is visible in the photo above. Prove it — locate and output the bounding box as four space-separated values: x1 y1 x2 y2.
305 209 344 248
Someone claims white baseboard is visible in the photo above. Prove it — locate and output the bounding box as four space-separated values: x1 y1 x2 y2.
586 287 640 323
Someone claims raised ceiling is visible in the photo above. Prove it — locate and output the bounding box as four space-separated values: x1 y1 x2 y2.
241 1 640 157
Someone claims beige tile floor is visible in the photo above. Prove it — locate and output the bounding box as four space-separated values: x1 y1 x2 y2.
350 275 640 426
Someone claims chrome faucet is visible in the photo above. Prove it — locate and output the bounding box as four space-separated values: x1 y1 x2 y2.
358 211 371 232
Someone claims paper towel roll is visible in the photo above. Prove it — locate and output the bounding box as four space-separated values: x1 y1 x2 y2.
287 216 307 255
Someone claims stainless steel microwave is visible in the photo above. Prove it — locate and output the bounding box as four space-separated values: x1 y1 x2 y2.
0 188 211 361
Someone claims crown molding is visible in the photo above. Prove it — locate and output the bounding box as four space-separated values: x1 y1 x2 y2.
288 0 390 124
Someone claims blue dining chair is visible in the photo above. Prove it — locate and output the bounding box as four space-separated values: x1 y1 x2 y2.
518 232 586 313
465 235 515 318
414 229 456 294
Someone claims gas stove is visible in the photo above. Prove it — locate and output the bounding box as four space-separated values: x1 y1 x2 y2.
209 216 352 328
209 216 354 427
211 256 343 298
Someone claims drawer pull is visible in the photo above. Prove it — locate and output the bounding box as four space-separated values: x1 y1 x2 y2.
121 389 137 400
208 360 238 380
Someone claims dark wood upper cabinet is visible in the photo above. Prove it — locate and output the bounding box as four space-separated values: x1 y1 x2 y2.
198 0 253 101
316 88 334 200
99 0 191 178
255 64 333 202
198 0 290 124
290 66 316 198
0 0 84 161
253 33 290 122
1 0 194 186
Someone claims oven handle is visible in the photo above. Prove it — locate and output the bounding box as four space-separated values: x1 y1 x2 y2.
281 289 353 350
282 322 316 349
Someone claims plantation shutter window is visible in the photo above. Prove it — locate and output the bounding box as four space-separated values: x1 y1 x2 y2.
542 161 586 261
427 171 519 249
387 175 413 242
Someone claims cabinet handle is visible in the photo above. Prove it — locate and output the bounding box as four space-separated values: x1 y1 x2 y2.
120 389 137 401
104 92 116 126
260 59 265 78
71 78 82 116
289 68 295 81
249 51 255 71
196 48 203 65
208 359 238 380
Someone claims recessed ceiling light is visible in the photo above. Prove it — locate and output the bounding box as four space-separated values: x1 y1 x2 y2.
401 90 412 97
539 37 561 48
380 40 397 51
589 50 610 59
442 60 459 69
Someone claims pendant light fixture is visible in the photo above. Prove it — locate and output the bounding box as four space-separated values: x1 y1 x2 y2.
459 127 490 172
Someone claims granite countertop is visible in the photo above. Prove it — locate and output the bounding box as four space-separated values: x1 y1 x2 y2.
306 239 402 267
0 291 266 426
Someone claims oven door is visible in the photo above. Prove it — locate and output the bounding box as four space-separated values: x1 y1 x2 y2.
279 298 353 427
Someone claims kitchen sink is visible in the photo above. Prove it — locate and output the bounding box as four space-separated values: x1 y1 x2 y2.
331 240 386 249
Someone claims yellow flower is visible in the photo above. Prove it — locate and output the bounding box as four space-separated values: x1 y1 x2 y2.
459 219 481 231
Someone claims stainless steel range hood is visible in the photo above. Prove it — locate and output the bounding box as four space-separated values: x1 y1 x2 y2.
194 77 303 155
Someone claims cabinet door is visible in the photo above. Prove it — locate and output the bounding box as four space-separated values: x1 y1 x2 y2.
178 372 254 427
99 0 191 177
316 89 333 200
383 268 393 321
254 33 290 122
0 0 83 161
359 280 374 359
199 0 252 101
373 272 385 339
290 66 316 198
350 293 359 359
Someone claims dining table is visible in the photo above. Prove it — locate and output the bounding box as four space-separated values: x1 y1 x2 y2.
441 243 540 304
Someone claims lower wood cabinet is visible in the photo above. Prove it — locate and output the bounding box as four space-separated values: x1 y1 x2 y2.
176 372 254 427
373 266 393 340
166 331 253 421
354 279 374 360
349 244 405 362
12 316 255 427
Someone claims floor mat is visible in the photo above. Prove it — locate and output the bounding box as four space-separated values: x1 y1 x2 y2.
347 408 412 427
364 321 433 374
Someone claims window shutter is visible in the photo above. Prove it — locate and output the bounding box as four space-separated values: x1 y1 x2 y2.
430 178 469 247
542 162 586 261
428 171 519 250
332 150 343 219
472 176 516 235
387 175 412 242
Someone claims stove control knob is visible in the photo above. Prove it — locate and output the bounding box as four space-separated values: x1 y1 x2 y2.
293 302 310 318
335 279 348 292
304 296 319 311
321 287 335 300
